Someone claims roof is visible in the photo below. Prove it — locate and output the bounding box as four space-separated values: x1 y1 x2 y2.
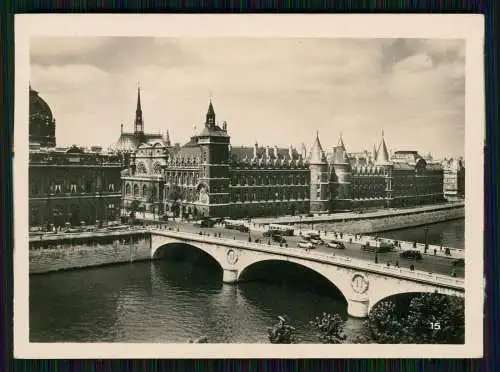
114 132 165 152
376 138 390 164
230 145 300 163
29 87 53 119
198 125 230 138
308 134 327 164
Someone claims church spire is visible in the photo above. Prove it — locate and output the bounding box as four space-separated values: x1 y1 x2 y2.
205 98 216 128
165 129 171 146
134 85 144 134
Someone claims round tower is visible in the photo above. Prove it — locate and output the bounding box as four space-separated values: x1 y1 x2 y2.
308 132 329 213
331 134 352 211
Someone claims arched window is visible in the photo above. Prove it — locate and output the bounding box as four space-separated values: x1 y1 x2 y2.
136 162 147 174
133 184 139 197
142 184 148 197
125 183 131 195
152 162 162 174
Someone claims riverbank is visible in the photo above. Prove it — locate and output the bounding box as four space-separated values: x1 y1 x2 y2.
252 202 465 234
29 229 151 274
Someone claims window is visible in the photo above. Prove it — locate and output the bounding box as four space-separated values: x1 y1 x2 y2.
125 183 131 195
142 184 148 197
152 162 162 174
133 184 139 196
108 184 115 192
136 162 147 174
70 184 77 193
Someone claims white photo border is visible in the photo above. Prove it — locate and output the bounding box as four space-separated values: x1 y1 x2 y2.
14 14 485 359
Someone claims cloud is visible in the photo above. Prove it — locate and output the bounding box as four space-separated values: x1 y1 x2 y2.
29 37 466 158
31 64 109 92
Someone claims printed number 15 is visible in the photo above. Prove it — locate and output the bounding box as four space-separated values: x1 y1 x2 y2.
430 322 441 330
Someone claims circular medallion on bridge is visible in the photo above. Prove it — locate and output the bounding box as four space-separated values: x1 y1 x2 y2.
226 249 238 265
351 274 369 294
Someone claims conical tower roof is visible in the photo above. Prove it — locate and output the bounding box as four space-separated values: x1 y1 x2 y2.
337 132 347 152
308 131 327 164
376 130 390 164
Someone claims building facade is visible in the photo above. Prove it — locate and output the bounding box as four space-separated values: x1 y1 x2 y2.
28 86 122 228
121 99 448 219
442 158 465 199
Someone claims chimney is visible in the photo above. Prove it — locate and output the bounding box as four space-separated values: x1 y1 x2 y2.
274 145 279 159
222 121 227 131
253 142 258 159
265 146 270 159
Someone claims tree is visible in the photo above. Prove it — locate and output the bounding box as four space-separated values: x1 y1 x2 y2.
309 312 347 344
368 300 409 343
404 292 465 344
168 185 183 218
267 315 297 344
127 200 140 223
368 293 465 344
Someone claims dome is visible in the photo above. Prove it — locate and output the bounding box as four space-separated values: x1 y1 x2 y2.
29 86 56 147
30 87 53 119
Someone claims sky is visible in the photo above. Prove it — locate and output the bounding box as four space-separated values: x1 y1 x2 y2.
30 37 465 158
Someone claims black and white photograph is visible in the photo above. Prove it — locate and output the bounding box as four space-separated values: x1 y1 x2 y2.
14 15 484 358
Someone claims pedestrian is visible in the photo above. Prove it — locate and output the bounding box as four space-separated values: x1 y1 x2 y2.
395 261 399 268
410 264 415 271
434 248 437 256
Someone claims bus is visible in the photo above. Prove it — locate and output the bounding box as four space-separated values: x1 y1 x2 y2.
267 224 295 236
224 219 249 232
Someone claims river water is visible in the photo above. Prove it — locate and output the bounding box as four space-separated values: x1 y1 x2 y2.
29 219 465 343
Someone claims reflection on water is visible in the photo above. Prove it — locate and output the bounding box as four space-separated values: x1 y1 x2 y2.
380 219 465 249
30 260 355 343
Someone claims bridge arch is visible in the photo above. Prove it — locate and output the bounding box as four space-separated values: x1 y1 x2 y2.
152 241 224 277
368 284 464 314
238 258 348 305
237 256 358 311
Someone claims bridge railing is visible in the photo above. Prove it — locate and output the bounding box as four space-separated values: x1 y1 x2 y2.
150 228 465 290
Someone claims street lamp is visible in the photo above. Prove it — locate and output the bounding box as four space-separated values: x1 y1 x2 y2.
424 227 429 253
299 215 302 235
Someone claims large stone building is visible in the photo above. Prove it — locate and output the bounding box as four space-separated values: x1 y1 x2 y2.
28 86 122 228
442 158 465 199
121 98 447 219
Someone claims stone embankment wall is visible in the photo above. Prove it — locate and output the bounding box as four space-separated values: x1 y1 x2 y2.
29 231 151 274
298 206 465 234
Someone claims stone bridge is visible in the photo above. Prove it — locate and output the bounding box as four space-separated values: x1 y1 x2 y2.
150 228 464 318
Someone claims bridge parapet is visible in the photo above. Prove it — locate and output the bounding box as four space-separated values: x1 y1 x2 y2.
149 228 464 291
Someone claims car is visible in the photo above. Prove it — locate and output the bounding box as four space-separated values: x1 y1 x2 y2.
306 213 314 217
452 258 465 267
327 241 345 249
272 234 287 244
263 230 272 237
238 225 249 233
399 250 423 260
310 238 324 245
298 241 314 249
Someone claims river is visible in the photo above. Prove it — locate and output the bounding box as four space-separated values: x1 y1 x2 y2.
29 219 464 343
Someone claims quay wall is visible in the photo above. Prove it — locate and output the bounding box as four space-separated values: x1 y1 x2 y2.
293 205 465 234
29 230 152 274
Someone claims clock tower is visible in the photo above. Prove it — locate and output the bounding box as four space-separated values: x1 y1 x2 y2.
195 100 231 217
